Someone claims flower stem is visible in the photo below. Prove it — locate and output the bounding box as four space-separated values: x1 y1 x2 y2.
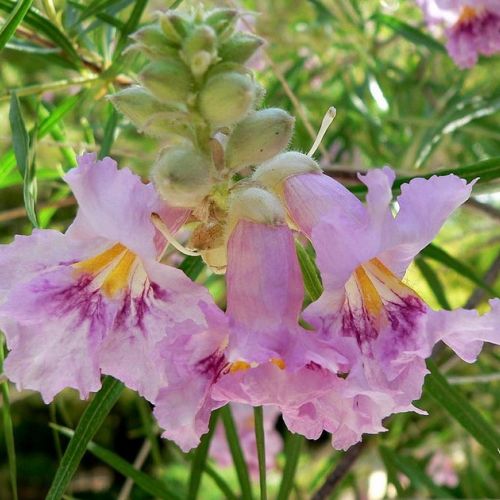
221 405 253 500
277 432 303 500
253 406 267 500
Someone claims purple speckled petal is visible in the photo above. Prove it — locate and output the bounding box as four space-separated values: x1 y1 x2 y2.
0 265 116 402
99 260 218 401
152 301 229 451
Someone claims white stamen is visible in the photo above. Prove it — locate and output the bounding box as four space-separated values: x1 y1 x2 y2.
308 106 337 157
151 213 200 257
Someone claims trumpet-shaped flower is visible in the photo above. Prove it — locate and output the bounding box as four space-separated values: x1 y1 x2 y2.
416 0 500 68
0 154 221 403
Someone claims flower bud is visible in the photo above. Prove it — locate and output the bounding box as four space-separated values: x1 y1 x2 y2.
107 86 163 130
129 25 179 59
158 11 191 44
253 152 321 190
138 59 192 104
199 72 256 128
228 186 286 233
204 9 238 37
151 144 212 208
225 109 295 170
140 111 196 141
219 33 265 64
182 25 217 76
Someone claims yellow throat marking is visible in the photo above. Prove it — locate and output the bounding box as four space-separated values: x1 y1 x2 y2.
73 243 137 298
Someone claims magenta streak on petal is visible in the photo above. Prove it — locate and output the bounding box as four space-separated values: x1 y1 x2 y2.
196 350 228 381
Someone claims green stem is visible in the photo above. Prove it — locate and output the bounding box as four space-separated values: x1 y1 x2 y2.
0 339 18 500
221 405 254 500
0 75 100 102
277 432 303 500
187 410 219 499
253 406 267 500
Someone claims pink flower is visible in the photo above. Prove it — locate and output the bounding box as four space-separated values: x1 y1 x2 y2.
416 0 500 68
210 403 282 477
0 154 222 404
426 450 459 487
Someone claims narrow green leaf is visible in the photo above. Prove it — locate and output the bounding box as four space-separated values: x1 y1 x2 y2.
425 360 500 459
348 156 500 195
415 257 451 310
52 424 180 499
46 376 124 500
221 405 254 500
0 93 79 181
277 432 303 500
421 244 498 298
415 96 500 168
296 242 323 301
254 406 267 500
204 462 238 500
9 93 38 226
67 0 124 29
0 0 81 65
188 411 219 500
373 13 446 53
379 445 453 498
112 0 147 60
0 0 34 50
0 339 18 500
76 0 123 23
379 446 405 498
99 105 119 159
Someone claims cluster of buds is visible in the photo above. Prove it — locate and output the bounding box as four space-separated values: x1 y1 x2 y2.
110 8 299 272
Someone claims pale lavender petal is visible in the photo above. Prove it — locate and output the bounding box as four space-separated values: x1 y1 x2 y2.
65 154 160 259
426 299 500 362
381 175 473 276
284 172 362 237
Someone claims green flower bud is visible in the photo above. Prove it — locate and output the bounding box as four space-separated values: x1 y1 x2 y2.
219 33 265 64
151 144 212 208
181 25 217 76
107 86 164 129
228 186 285 233
140 111 197 141
204 8 238 37
158 11 191 44
138 59 192 104
129 25 179 59
253 152 321 190
199 72 256 128
225 108 295 170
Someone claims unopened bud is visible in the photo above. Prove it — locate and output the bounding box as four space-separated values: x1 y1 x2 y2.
225 108 295 170
108 86 163 129
204 8 238 37
199 72 256 128
219 33 265 64
151 144 212 208
182 25 217 76
129 25 179 59
253 152 321 190
140 111 196 141
228 186 285 233
158 11 191 44
138 59 192 104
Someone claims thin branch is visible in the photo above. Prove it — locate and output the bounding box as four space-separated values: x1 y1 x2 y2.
466 198 500 222
311 441 367 500
0 196 76 224
464 252 500 310
116 439 151 500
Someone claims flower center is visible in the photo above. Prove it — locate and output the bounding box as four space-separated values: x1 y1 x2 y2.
343 258 425 349
73 243 138 298
457 6 478 24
